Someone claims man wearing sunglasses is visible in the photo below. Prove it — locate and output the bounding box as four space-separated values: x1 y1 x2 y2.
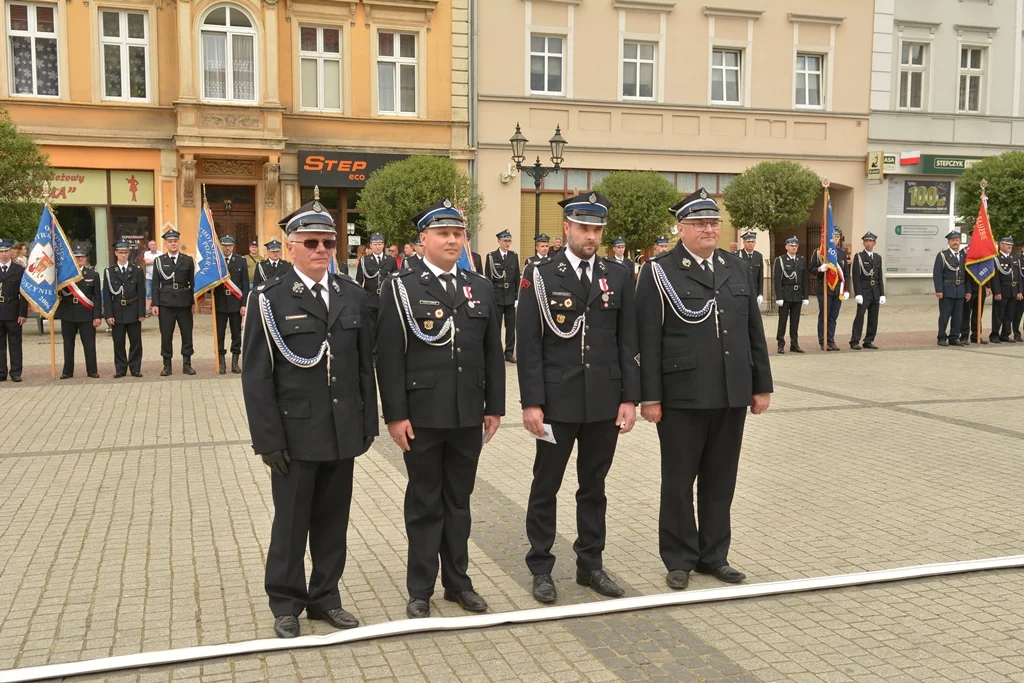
242 193 379 640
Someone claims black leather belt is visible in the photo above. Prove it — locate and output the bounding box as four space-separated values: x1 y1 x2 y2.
955 280 962 285
120 297 138 305
496 283 510 289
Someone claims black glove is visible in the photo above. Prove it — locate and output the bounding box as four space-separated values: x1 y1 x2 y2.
363 436 375 452
261 449 290 475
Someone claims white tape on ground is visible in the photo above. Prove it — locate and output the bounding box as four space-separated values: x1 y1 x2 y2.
2 555 1022 683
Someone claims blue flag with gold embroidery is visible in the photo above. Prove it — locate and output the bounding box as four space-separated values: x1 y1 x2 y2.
19 205 81 319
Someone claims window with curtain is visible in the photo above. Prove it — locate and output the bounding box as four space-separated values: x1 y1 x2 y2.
530 34 563 94
201 5 256 103
299 25 342 111
377 30 416 115
622 41 655 99
100 9 148 101
794 53 823 108
898 42 926 110
958 46 984 113
711 48 741 104
7 2 59 97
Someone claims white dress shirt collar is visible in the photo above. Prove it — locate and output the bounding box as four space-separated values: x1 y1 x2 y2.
423 258 458 280
293 267 330 305
563 248 595 277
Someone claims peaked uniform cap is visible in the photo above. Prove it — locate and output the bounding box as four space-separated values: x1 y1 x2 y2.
162 229 181 240
785 236 800 245
535 233 550 243
277 199 336 235
861 232 878 241
654 236 669 246
496 229 513 240
671 187 720 221
611 237 626 246
264 239 283 250
0 238 13 251
219 235 236 245
945 230 961 240
558 192 611 226
72 246 88 256
741 231 757 241
411 198 465 231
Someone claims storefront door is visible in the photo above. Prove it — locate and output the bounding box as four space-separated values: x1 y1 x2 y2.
207 186 257 248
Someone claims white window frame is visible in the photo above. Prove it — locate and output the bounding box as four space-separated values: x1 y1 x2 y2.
375 29 417 116
794 52 824 109
621 40 656 101
199 4 258 104
898 40 927 111
957 45 985 114
529 33 564 96
6 1 59 98
298 24 342 112
99 8 149 102
710 47 743 105
524 0 573 99
616 9 665 104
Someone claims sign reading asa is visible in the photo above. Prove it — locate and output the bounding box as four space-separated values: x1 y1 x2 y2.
298 151 409 188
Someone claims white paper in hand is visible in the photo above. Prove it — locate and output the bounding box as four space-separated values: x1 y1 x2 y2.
528 423 557 444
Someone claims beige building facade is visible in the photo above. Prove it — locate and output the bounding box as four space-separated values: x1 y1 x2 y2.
474 0 873 265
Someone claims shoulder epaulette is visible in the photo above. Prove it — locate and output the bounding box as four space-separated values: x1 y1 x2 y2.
465 269 488 280
253 276 283 293
332 271 358 286
602 256 627 270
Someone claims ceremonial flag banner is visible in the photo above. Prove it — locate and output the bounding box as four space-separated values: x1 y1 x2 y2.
194 205 228 299
819 189 845 295
20 204 81 319
966 194 997 286
455 205 476 272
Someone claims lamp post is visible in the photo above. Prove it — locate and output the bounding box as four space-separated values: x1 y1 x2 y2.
510 123 567 238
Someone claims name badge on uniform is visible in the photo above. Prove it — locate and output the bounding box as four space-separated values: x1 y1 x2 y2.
285 314 308 320
419 299 440 305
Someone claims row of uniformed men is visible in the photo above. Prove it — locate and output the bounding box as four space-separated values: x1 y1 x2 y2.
240 187 772 639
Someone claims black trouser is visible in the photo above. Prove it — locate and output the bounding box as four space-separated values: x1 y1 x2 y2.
266 458 354 617
496 301 516 357
961 289 986 341
658 407 746 572
403 426 481 599
815 293 842 345
775 301 801 347
937 297 964 342
216 311 242 355
158 306 194 360
990 295 1016 341
112 322 143 375
0 319 23 379
525 419 619 575
850 300 879 344
61 319 98 376
368 307 379 357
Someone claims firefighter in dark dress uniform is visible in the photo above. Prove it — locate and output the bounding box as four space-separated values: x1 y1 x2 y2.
252 240 291 289
484 230 520 362
773 236 808 354
933 230 969 346
636 188 773 590
242 198 378 639
404 235 423 271
607 237 636 279
57 247 103 378
213 235 249 373
989 236 1021 343
516 192 640 604
376 198 505 620
526 234 551 268
0 238 28 382
736 232 764 305
102 241 146 377
151 229 196 376
849 232 885 349
809 229 851 351
356 233 398 346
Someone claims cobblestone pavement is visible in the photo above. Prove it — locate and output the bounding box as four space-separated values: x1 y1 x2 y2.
1 297 1023 682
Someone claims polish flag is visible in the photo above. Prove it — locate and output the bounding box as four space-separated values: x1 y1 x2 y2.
900 151 921 166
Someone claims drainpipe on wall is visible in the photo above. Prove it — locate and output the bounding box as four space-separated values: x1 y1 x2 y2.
468 0 479 254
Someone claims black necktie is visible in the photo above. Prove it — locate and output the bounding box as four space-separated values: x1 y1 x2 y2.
579 261 591 298
311 283 328 317
701 261 711 275
439 273 455 302
1 266 6 275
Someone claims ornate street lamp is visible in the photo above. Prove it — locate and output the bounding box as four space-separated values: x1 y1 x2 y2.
510 123 567 238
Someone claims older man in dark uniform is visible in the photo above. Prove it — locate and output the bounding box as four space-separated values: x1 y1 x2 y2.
849 232 885 350
989 236 1021 343
377 198 505 619
737 232 764 305
356 232 397 347
516 192 640 604
213 235 248 373
484 229 520 363
773 236 808 354
151 229 196 376
933 230 970 346
252 239 290 289
242 198 378 639
636 188 773 590
57 246 103 378
0 238 28 382
103 241 146 377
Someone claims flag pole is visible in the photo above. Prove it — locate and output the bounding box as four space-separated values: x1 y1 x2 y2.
822 178 829 351
977 179 988 344
42 180 56 380
203 184 222 364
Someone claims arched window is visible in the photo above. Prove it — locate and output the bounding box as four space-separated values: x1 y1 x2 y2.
200 5 256 102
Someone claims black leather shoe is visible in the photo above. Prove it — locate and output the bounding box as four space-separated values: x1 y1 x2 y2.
160 363 172 376
60 373 72 379
406 598 430 618
1002 337 1014 343
307 607 359 630
218 357 226 375
827 343 841 352
696 565 746 584
443 589 488 613
989 338 1000 344
666 570 690 590
937 340 949 346
576 569 624 597
231 354 241 374
132 372 143 378
949 340 963 346
863 342 879 349
114 372 126 378
182 361 197 376
1015 336 1023 343
849 342 862 350
791 346 805 353
88 373 100 379
11 376 22 382
777 345 785 354
274 615 300 639
504 355 516 364
819 344 825 351
532 574 557 604
980 339 989 344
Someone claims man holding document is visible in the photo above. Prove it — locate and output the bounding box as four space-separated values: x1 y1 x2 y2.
515 192 640 604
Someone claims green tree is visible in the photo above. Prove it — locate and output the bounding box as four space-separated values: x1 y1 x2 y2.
591 171 680 257
956 152 1024 244
356 155 484 247
0 108 52 243
722 160 821 266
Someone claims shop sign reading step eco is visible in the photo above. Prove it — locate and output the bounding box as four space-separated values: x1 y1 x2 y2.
299 151 409 188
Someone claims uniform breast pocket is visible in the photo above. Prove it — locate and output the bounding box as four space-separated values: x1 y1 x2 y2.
729 283 750 315
280 317 317 337
466 304 490 319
